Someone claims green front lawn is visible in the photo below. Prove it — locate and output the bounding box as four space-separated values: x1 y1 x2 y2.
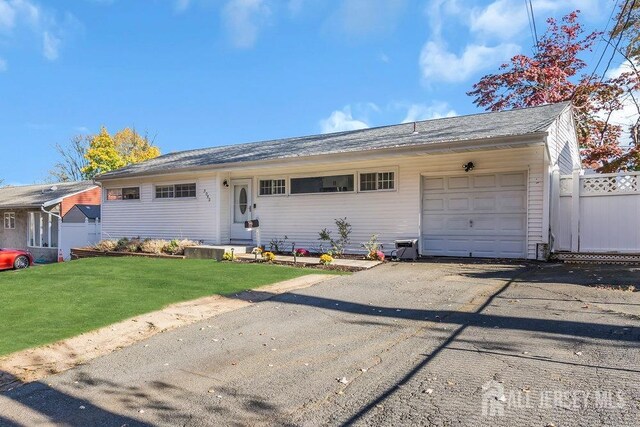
0 257 337 356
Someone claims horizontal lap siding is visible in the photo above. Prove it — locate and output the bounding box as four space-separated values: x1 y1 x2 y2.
230 146 545 259
547 109 579 174
101 176 218 242
99 146 546 259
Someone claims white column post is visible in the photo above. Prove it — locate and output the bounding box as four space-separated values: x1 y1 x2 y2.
570 169 581 252
548 167 560 250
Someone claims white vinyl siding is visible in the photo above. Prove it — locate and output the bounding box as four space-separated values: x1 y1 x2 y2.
102 177 218 242
241 146 545 259
100 145 546 259
546 107 580 174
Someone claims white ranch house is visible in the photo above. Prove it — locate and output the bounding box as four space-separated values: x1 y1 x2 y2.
96 102 640 260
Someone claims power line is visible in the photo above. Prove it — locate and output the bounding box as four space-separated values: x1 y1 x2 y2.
586 0 621 83
572 0 630 100
599 0 636 83
528 0 540 50
524 0 537 53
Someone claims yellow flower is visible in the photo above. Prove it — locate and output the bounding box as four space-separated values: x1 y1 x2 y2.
319 254 333 265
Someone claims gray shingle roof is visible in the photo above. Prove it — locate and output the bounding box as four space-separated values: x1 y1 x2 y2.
98 102 570 180
0 181 98 209
74 204 101 219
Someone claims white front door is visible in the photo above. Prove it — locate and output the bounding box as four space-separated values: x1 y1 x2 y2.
230 179 252 241
421 171 527 258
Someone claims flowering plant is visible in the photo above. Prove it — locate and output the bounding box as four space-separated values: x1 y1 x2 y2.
319 254 333 265
262 251 276 262
295 248 310 257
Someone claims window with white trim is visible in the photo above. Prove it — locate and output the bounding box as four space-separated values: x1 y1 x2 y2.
175 183 196 198
4 212 15 229
259 179 286 196
359 172 395 191
290 174 354 194
154 183 196 199
155 185 174 199
107 187 140 200
28 211 58 248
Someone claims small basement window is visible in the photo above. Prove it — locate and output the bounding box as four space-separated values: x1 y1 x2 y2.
359 172 395 191
155 183 196 199
290 174 354 194
259 179 286 196
4 212 15 229
107 187 140 201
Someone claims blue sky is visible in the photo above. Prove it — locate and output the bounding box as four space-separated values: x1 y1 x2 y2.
0 0 615 184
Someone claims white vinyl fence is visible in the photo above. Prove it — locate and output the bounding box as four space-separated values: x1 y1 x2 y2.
553 171 640 253
60 219 101 260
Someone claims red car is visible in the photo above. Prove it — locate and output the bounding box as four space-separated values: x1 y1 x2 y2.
0 248 34 271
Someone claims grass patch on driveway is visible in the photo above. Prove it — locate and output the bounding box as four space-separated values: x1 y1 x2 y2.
0 257 338 356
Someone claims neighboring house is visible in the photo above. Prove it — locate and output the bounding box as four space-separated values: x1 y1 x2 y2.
96 102 580 260
63 204 101 223
0 182 101 262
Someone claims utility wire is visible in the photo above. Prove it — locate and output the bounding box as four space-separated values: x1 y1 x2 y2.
599 0 636 83
524 0 538 53
571 0 630 100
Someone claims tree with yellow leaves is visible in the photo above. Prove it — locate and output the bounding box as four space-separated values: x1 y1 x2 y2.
81 127 160 178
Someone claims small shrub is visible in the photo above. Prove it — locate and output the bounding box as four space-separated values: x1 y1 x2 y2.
93 239 117 252
162 239 198 255
139 239 166 254
362 234 383 256
222 251 235 261
295 248 309 257
125 238 143 253
319 254 333 265
115 237 130 252
318 217 352 257
262 251 276 262
269 236 288 253
163 239 180 255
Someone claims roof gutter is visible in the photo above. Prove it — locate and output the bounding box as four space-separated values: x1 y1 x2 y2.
96 131 549 181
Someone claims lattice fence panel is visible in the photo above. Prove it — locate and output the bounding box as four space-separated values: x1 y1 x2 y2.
581 174 639 195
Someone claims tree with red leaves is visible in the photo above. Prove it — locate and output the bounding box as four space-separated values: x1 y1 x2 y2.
468 10 639 172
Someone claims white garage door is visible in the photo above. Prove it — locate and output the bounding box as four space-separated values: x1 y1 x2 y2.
421 172 527 258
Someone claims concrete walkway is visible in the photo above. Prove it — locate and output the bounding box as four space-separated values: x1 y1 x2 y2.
236 253 381 269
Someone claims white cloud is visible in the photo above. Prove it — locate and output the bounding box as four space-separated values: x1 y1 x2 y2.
469 0 604 41
0 57 6 71
320 105 370 133
327 0 407 39
605 62 640 146
420 40 519 83
401 102 457 123
0 1 80 62
378 52 389 63
0 1 18 32
222 0 271 48
42 31 59 60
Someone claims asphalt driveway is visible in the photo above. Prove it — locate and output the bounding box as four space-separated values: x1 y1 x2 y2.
1 261 639 426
